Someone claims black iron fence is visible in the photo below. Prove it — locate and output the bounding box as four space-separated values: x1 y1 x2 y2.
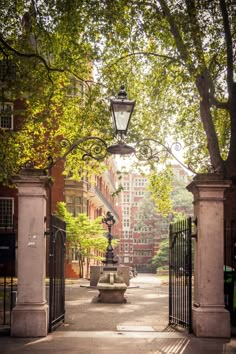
48 215 66 332
224 220 236 324
169 217 193 332
0 233 16 329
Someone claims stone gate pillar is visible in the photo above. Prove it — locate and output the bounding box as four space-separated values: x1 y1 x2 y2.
11 168 49 337
187 174 231 338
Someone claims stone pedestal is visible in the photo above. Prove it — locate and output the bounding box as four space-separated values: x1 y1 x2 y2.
117 266 130 286
187 174 231 338
90 266 103 287
11 169 49 337
97 272 127 303
90 265 130 287
97 288 127 303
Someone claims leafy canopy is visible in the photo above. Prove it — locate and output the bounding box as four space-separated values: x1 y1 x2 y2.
1 1 235 184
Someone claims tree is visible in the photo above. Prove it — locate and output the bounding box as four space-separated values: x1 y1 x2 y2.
154 0 236 178
0 1 113 184
171 172 193 217
135 189 170 240
147 166 174 217
147 164 193 217
83 1 235 178
56 202 109 277
151 238 169 270
2 1 235 188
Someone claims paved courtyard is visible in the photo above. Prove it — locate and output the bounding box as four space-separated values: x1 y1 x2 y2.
0 274 236 353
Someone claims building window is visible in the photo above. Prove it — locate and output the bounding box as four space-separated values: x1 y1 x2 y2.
120 244 123 252
124 256 129 263
124 230 129 239
134 178 147 187
123 181 130 190
65 195 83 216
0 102 13 129
67 78 84 97
123 206 130 216
123 194 130 203
135 190 144 196
0 198 14 228
123 219 130 228
71 248 79 262
125 243 129 252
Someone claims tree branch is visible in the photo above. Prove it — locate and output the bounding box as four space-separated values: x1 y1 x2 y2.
185 0 205 66
0 35 65 72
209 94 229 110
0 35 94 88
106 51 185 70
219 0 234 92
158 0 195 75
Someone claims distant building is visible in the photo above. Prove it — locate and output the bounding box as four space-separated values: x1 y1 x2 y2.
117 165 192 273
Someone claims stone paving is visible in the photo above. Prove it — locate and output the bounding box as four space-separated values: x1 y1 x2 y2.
0 274 236 353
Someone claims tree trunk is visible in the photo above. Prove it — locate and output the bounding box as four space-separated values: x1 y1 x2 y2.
225 83 236 179
195 72 224 173
79 256 83 278
224 83 236 221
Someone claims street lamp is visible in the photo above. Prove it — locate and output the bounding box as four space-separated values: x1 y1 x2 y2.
107 85 136 155
44 84 195 174
110 85 135 137
102 211 118 266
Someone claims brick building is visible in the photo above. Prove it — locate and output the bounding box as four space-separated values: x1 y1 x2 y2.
117 172 157 272
117 165 192 273
62 158 121 278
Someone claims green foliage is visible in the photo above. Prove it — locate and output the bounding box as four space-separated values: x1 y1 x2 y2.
147 165 193 217
134 189 170 243
171 175 193 217
147 166 173 216
1 0 235 183
94 0 235 175
0 1 112 184
151 238 169 270
55 202 108 259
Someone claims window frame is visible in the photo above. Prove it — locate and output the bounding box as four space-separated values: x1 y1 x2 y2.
0 102 13 130
0 197 14 228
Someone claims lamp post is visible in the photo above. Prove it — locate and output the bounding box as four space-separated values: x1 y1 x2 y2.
102 211 117 266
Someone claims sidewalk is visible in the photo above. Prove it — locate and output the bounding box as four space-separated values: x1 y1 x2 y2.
1 274 236 353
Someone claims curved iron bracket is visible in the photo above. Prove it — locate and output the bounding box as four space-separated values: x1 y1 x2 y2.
45 136 109 170
134 138 197 174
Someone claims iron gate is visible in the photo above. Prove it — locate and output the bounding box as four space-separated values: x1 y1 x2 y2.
0 233 16 331
169 217 193 332
48 215 66 332
224 219 236 323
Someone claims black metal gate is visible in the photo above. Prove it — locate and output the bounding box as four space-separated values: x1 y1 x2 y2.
0 233 16 331
48 215 66 332
224 219 236 324
169 217 193 332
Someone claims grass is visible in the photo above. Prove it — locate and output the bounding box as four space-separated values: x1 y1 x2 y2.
156 274 169 285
